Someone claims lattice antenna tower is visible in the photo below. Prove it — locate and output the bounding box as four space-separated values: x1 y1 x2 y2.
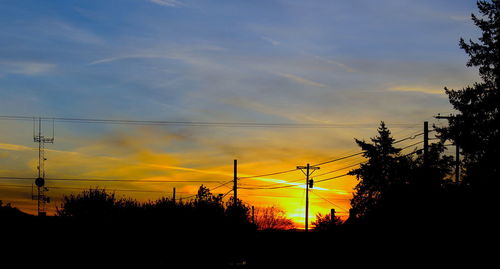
32 117 54 216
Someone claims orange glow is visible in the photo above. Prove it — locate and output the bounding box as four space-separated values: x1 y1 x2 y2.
0 124 367 226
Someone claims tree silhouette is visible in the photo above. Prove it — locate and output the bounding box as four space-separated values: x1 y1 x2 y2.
192 184 225 220
0 200 30 218
438 0 500 189
411 142 455 188
347 122 412 220
312 209 343 231
56 187 128 218
225 196 251 226
346 122 455 225
253 206 295 230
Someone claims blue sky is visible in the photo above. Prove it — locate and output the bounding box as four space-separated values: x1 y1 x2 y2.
0 0 483 219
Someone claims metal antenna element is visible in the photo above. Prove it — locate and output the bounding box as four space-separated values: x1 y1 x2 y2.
32 117 54 216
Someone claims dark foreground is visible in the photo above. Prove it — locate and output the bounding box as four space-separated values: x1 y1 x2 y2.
1 215 495 268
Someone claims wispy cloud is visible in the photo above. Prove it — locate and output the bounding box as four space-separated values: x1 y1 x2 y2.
261 36 280 46
88 54 174 65
88 45 224 65
148 0 183 7
312 55 357 73
278 73 328 88
0 143 33 151
388 85 445 95
0 61 55 76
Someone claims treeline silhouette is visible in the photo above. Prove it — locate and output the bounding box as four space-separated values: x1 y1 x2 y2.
2 186 258 266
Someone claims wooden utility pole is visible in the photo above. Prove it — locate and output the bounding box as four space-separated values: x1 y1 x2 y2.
173 187 176 204
297 163 320 232
423 121 429 187
233 159 238 207
455 141 460 183
424 121 429 168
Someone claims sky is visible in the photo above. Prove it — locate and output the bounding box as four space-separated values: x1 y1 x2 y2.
0 0 482 227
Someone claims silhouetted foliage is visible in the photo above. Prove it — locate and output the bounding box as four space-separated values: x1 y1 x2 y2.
438 0 500 189
347 122 455 225
312 209 342 232
253 206 295 230
348 122 412 220
226 196 251 226
55 185 254 233
411 142 455 187
56 187 140 219
192 184 225 223
0 200 30 218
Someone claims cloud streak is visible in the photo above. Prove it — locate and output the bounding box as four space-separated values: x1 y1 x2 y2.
148 0 183 7
278 73 328 88
0 61 55 76
388 85 446 95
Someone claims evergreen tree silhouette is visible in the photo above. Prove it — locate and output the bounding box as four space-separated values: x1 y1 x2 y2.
347 122 410 221
438 0 500 189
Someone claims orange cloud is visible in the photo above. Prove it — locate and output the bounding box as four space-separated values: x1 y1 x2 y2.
0 123 360 225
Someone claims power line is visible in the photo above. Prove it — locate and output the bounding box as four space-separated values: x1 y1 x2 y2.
174 181 233 201
311 131 428 167
310 191 349 213
238 168 299 180
0 183 183 193
314 173 350 184
221 189 233 199
209 180 234 192
313 162 364 178
312 152 364 166
0 115 428 186
0 115 421 129
0 118 434 206
239 183 305 190
400 141 424 150
0 176 227 184
238 132 427 181
248 145 427 190
314 146 426 185
240 132 428 186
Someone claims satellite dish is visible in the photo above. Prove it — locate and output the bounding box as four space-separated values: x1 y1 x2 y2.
35 177 45 187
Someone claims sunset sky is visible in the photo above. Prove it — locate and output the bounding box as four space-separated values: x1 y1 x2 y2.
0 0 480 227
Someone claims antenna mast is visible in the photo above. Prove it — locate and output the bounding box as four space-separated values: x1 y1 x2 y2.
32 117 54 216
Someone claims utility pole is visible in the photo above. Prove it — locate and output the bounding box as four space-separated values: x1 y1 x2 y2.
297 163 320 232
173 187 176 204
423 121 429 188
331 208 336 224
233 159 238 207
435 114 460 183
424 121 429 168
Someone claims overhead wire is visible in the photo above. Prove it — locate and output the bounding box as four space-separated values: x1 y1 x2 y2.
239 131 429 189
0 176 228 184
310 190 349 213
0 183 181 193
238 130 429 183
0 115 421 129
241 143 427 190
0 115 438 208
